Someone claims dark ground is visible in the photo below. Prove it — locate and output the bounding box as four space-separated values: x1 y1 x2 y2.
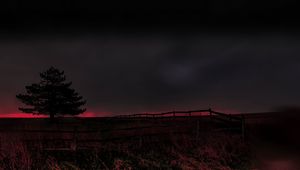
0 113 299 169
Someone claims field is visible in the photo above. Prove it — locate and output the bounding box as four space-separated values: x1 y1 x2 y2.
0 112 299 169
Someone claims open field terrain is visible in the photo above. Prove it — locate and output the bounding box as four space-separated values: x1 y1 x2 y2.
0 112 299 169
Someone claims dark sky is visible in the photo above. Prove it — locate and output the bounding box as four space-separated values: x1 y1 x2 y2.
1 1 300 116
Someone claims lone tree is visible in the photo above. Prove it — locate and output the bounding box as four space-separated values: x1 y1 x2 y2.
16 67 86 120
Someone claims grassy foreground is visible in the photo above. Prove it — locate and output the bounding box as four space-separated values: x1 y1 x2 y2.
0 132 252 170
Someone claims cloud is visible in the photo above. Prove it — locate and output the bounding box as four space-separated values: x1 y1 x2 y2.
0 33 300 116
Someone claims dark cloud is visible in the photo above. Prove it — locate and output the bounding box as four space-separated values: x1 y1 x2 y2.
1 32 300 115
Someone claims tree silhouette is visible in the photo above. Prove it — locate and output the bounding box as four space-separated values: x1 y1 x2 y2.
16 67 86 120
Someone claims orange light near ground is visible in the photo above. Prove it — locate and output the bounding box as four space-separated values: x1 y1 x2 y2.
0 113 48 118
0 111 111 118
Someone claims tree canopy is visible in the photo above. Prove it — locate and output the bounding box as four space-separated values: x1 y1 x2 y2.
16 67 86 120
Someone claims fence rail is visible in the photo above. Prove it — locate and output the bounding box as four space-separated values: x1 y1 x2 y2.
115 109 210 118
114 108 245 141
114 109 244 126
0 108 246 151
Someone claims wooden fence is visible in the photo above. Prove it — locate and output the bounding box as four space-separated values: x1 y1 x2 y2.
114 108 245 137
0 108 245 151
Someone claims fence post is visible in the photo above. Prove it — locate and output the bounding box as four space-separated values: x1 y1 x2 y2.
196 119 199 141
71 127 77 151
241 115 245 141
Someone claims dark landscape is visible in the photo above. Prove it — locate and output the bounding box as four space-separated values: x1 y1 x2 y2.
1 109 300 169
1 1 300 170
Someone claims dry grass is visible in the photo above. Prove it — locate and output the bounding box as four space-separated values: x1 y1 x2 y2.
0 133 252 170
0 135 32 170
0 130 252 170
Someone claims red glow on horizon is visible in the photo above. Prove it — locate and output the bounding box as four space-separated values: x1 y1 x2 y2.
0 113 48 118
0 111 111 118
78 111 111 117
0 108 240 118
